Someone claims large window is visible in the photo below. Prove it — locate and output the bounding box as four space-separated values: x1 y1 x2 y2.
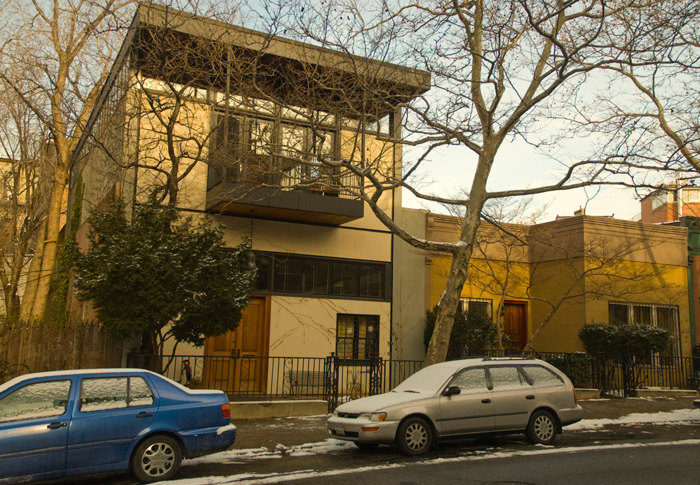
211 110 337 186
608 302 681 357
336 314 379 361
254 252 388 301
211 114 274 183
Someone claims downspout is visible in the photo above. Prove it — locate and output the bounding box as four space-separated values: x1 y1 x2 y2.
689 256 697 349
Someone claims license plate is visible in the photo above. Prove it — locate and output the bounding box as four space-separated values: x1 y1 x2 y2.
335 426 346 436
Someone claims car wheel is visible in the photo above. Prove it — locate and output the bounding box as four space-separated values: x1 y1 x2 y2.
526 410 557 445
396 416 432 456
131 435 182 483
354 442 379 450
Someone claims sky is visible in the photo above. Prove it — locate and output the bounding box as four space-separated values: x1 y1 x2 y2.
157 406 700 484
401 134 647 224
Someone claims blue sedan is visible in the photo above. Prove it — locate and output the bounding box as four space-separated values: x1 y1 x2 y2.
0 369 236 483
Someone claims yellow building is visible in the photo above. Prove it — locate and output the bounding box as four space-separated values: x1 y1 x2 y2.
422 211 691 358
69 0 429 383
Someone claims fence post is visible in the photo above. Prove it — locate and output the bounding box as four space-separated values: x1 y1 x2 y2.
325 353 339 413
369 357 382 396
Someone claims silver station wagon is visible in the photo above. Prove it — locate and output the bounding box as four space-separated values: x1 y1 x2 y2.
327 357 583 455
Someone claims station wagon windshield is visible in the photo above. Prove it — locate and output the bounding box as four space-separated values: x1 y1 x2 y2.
393 366 454 394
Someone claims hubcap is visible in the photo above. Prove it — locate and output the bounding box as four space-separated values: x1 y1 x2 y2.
141 442 175 477
405 423 428 451
534 415 554 442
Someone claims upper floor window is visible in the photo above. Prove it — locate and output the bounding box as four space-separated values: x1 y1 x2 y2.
210 109 337 187
211 115 273 184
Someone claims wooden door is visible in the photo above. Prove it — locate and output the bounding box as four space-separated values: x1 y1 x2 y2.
204 297 269 394
503 301 528 351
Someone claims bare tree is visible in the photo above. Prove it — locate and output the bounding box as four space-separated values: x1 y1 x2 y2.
0 0 131 322
272 1 672 364
0 78 50 319
568 2 699 184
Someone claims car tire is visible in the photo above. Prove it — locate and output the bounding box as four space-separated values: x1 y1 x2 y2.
526 410 557 445
396 416 432 456
131 435 182 483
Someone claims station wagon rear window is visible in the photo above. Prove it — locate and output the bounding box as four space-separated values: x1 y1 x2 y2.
521 365 564 387
80 376 154 412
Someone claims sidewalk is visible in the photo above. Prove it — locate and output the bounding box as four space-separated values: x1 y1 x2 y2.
231 396 699 450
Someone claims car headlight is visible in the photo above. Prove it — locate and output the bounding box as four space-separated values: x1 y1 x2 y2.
359 412 387 422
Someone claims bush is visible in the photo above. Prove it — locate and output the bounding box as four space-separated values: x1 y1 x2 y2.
578 323 670 396
424 306 498 359
579 323 669 358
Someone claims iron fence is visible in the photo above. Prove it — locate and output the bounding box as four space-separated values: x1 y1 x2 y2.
468 349 700 397
126 350 700 410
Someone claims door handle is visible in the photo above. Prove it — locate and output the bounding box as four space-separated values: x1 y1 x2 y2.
481 399 492 404
525 395 535 400
47 422 67 429
136 412 154 418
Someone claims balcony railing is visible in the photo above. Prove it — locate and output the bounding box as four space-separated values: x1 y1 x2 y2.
205 159 364 225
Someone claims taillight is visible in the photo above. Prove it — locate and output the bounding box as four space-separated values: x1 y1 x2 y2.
221 403 231 419
573 390 579 406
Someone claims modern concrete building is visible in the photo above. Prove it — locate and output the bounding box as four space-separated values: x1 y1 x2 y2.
69 0 430 388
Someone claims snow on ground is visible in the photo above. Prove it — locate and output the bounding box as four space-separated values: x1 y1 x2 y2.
165 409 700 485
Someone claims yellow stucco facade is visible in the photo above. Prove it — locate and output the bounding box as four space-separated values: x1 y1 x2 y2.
426 214 692 358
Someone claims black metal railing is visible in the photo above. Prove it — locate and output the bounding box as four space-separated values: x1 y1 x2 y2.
127 350 699 410
126 353 423 412
465 349 700 397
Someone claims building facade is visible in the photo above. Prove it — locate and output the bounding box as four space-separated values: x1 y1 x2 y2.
424 212 692 358
69 2 430 379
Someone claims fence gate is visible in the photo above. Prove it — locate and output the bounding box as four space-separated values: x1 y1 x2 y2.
325 354 339 412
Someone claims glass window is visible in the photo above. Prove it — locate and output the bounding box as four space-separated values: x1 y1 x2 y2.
358 264 382 298
488 366 530 391
609 303 629 325
0 380 71 423
521 365 564 388
253 252 386 300
273 256 301 293
608 302 681 358
333 263 357 296
80 377 153 412
460 298 492 319
449 368 488 393
336 314 379 361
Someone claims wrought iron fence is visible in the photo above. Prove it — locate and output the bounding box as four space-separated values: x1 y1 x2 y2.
126 350 699 409
126 353 423 412
467 349 700 397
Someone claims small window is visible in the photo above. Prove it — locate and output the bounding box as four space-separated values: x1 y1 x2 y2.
521 365 564 388
449 368 489 393
488 366 531 391
460 298 492 319
336 314 379 361
80 377 154 412
0 380 71 423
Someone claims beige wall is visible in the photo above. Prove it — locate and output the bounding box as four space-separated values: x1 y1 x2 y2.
392 208 430 360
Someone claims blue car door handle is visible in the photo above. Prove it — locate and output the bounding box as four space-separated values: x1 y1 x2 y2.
136 412 154 418
47 422 67 429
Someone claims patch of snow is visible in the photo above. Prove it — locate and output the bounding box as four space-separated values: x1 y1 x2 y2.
567 408 700 430
217 424 236 436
